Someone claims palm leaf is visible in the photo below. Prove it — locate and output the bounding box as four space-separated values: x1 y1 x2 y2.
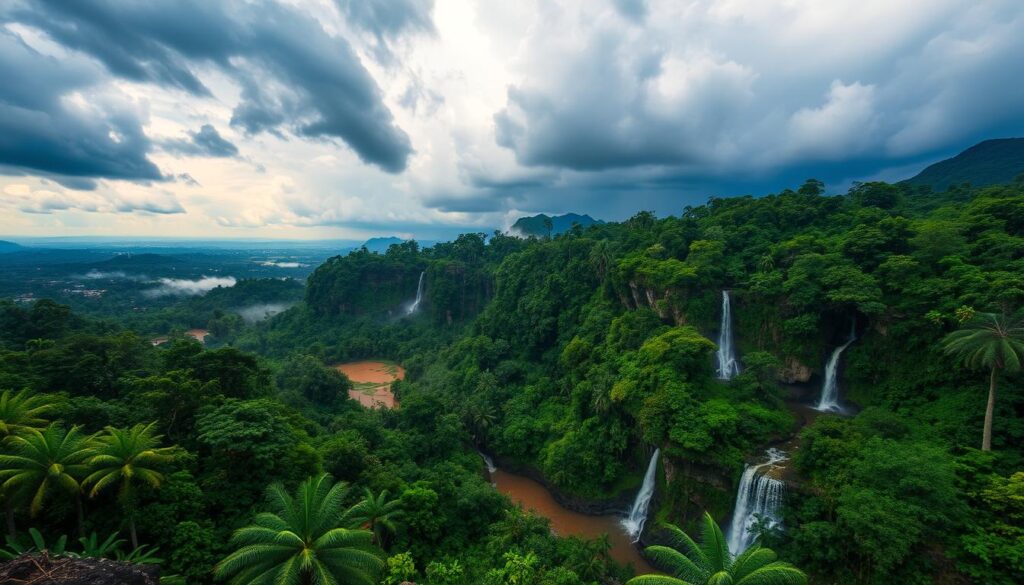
734 563 807 585
699 512 731 571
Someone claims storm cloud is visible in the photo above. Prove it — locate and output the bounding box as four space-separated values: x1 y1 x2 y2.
490 0 1024 194
0 29 162 187
3 0 1024 239
1 0 412 177
163 125 239 158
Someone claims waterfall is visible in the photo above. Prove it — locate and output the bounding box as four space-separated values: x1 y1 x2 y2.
815 321 856 412
716 290 741 380
479 451 497 473
621 448 660 542
406 271 425 315
727 449 787 554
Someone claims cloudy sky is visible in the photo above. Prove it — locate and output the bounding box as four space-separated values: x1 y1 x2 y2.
2 0 1023 240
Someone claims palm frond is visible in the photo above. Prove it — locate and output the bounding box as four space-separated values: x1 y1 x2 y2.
734 563 807 585
699 512 730 571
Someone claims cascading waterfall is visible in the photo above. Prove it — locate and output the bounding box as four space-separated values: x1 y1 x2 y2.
716 290 741 380
815 321 857 412
479 451 497 474
406 271 425 315
727 448 788 554
621 449 660 542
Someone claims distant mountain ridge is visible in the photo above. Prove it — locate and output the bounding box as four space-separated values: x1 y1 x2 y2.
0 240 23 253
904 138 1024 191
362 237 406 253
511 213 603 237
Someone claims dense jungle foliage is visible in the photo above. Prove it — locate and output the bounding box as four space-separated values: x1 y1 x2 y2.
1 179 1022 585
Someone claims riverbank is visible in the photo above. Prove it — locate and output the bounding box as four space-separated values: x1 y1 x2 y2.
488 463 656 574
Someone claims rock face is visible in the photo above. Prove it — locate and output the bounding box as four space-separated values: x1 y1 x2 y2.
0 553 159 585
778 356 813 383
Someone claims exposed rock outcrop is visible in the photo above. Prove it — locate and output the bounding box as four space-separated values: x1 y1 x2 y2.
778 356 813 383
0 553 159 585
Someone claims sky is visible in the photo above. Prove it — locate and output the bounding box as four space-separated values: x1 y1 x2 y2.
1 0 1023 241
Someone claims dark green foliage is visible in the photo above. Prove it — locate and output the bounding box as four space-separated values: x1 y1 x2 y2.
904 138 1024 192
629 513 806 585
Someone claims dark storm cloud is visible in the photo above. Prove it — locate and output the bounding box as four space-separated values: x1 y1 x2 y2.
483 0 1024 221
2 0 412 174
335 0 435 63
163 125 239 158
0 29 163 185
336 0 435 39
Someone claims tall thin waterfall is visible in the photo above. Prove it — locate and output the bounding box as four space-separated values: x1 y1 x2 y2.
727 449 787 554
716 290 741 380
479 451 497 473
621 449 660 542
815 321 856 412
406 271 425 315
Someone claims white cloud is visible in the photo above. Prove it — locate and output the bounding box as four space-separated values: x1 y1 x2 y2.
144 276 237 298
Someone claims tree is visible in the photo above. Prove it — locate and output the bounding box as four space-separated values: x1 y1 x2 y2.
942 313 1024 451
84 423 175 548
215 473 384 585
345 488 404 547
0 389 53 438
0 388 54 536
0 425 94 536
627 512 806 585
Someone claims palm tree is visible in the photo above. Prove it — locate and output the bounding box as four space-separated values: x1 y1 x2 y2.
0 389 53 438
344 488 403 547
943 313 1024 451
0 425 95 537
84 423 174 548
0 389 54 537
627 512 806 585
215 473 384 585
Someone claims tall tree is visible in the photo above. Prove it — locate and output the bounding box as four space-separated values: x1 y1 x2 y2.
344 488 404 547
942 313 1024 451
0 425 94 536
84 423 174 548
215 473 384 585
627 512 806 585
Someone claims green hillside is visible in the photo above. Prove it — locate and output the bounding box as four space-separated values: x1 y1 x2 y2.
904 137 1024 191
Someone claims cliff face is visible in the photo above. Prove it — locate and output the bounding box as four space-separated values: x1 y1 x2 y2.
662 455 735 529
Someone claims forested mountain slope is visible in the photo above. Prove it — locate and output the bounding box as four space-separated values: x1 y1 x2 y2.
905 137 1024 191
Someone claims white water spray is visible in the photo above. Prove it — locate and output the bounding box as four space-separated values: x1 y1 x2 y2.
479 451 497 473
621 448 660 542
406 271 425 315
716 290 741 380
727 448 788 554
815 321 856 412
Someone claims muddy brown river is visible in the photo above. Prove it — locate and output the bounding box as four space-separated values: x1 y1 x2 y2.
490 468 655 574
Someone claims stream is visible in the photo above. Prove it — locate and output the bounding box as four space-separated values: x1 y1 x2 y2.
489 468 655 574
